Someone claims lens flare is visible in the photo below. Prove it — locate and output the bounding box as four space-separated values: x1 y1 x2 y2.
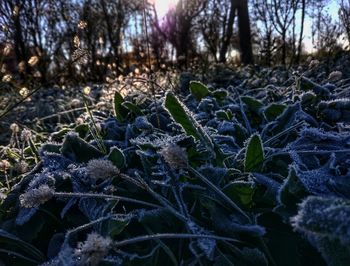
149 0 179 19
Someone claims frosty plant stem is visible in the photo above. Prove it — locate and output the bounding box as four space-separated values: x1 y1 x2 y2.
112 233 242 248
133 173 188 222
54 191 160 208
265 149 350 161
83 96 107 154
264 121 305 145
159 144 250 222
63 215 113 246
189 167 251 223
19 185 160 209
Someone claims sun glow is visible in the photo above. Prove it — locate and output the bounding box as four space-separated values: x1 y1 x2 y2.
149 0 179 19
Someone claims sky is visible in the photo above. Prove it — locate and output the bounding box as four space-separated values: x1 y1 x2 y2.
303 1 342 52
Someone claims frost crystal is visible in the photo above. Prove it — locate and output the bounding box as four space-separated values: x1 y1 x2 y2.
74 232 112 266
130 134 187 148
19 185 55 208
160 144 188 170
86 159 119 180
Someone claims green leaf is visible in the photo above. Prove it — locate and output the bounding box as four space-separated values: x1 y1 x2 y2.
108 147 126 169
244 134 264 172
212 89 228 102
241 96 264 112
189 81 210 101
106 219 129 238
264 103 287 121
39 143 61 154
164 92 200 140
51 128 71 139
223 181 256 208
74 123 89 137
216 110 230 121
299 76 330 96
121 101 143 116
60 133 104 162
114 91 127 122
0 229 45 264
263 102 301 138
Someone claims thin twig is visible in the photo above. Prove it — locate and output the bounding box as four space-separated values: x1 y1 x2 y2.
37 106 93 121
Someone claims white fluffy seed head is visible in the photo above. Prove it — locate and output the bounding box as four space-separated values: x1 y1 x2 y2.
10 123 19 133
86 159 119 180
160 144 188 170
328 70 342 81
74 232 112 266
20 128 32 142
19 185 55 208
13 161 29 174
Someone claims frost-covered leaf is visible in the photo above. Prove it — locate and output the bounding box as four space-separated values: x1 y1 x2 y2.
60 132 104 162
78 198 109 222
164 92 200 140
164 92 214 153
262 102 301 140
264 103 286 121
122 101 143 116
209 206 265 237
241 96 264 112
292 196 350 266
16 207 38 225
134 116 153 131
108 147 125 169
290 151 350 198
114 91 127 122
278 166 309 209
292 196 350 245
212 89 228 102
187 220 216 259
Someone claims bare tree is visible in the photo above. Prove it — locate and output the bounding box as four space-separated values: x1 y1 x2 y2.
252 0 276 65
296 0 305 63
151 0 207 68
215 0 253 64
311 1 341 54
339 0 350 48
200 0 229 62
263 0 300 65
0 0 29 76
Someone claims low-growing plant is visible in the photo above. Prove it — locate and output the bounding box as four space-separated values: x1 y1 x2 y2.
1 65 350 266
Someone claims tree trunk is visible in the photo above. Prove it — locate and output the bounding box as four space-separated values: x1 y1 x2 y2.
235 0 254 64
282 29 286 65
219 0 236 62
296 0 305 64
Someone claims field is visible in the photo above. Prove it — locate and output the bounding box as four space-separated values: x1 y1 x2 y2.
1 53 350 266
